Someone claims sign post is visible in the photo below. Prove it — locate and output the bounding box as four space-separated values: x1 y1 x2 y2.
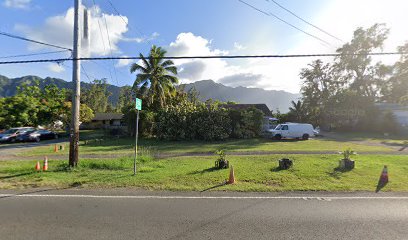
134 98 142 175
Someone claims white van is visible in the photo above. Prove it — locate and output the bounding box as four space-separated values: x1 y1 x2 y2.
268 123 316 140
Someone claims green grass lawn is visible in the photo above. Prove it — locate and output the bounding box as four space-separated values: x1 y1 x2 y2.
20 137 393 157
1 154 406 192
328 131 408 145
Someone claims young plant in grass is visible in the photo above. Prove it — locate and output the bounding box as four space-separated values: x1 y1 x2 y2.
339 148 356 170
215 149 229 169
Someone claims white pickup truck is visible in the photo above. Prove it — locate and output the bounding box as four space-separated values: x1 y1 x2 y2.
267 123 317 140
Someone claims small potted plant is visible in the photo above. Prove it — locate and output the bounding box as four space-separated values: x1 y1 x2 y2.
215 150 229 169
278 158 293 170
339 148 356 170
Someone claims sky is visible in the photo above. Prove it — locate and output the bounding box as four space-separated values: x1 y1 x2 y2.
0 0 407 93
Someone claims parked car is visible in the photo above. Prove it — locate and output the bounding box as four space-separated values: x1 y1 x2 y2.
268 123 316 140
0 127 36 143
16 130 40 142
27 129 59 142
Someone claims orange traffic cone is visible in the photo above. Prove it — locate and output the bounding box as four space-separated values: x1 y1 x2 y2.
228 165 235 184
380 165 388 183
35 161 41 171
43 157 48 171
54 144 58 153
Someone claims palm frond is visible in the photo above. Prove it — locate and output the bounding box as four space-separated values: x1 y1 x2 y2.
130 63 147 73
161 60 175 68
165 66 178 75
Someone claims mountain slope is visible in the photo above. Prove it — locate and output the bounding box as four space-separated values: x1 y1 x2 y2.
0 75 122 105
182 80 300 112
0 76 300 111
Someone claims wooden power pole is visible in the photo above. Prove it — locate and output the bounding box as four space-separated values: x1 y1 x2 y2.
69 0 82 167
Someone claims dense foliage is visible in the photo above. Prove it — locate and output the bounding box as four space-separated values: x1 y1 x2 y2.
0 82 93 129
282 24 407 133
81 79 112 113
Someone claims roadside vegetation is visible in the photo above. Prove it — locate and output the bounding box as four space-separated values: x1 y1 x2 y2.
18 136 395 157
0 154 407 191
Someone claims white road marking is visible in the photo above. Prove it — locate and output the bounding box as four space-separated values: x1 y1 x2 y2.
1 194 408 200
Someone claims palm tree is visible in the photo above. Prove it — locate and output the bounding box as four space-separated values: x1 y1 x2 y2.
289 100 307 122
130 45 178 108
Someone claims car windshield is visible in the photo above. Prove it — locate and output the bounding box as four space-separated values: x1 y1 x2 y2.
274 124 282 130
2 129 19 134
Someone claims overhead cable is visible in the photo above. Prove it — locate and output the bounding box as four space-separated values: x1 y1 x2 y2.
0 52 404 65
238 0 332 47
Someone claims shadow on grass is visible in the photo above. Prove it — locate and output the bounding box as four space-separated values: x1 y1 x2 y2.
200 181 227 192
271 166 287 172
188 167 220 175
327 167 353 179
0 172 34 180
376 178 388 193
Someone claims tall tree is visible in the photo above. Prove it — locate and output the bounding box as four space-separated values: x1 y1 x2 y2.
82 79 111 113
382 43 408 103
130 45 179 109
334 23 390 98
116 86 135 113
300 60 338 108
288 100 307 122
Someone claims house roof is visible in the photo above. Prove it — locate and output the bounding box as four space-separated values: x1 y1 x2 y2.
92 113 123 121
218 104 271 116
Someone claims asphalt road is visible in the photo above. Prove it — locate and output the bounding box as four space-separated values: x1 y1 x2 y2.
0 190 407 240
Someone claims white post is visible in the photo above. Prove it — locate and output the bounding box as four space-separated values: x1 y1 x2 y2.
134 110 139 175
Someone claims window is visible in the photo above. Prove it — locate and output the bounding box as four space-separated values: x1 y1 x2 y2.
282 125 288 130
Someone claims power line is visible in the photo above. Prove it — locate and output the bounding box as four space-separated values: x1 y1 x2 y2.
106 0 153 46
102 5 119 85
81 65 93 82
91 0 115 84
266 0 344 42
0 31 72 51
89 59 130 80
0 52 404 65
0 50 70 59
238 0 332 47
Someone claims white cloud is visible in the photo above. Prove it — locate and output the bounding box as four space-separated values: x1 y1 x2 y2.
3 0 30 9
233 42 246 51
166 32 236 84
47 63 65 73
122 32 159 43
165 32 270 89
116 56 132 67
15 5 149 57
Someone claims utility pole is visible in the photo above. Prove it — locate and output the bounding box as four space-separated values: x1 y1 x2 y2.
69 0 81 167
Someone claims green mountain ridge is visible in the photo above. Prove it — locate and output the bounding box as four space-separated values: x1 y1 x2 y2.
0 75 122 105
0 75 300 111
182 80 300 112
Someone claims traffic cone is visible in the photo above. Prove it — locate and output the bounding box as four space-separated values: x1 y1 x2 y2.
380 165 388 184
43 157 48 171
35 161 41 171
228 165 235 184
54 144 58 153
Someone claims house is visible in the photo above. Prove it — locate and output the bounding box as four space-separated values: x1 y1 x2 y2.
82 113 125 129
375 103 408 128
219 104 277 131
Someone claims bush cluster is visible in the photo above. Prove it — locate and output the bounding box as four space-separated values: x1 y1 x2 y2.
126 103 264 141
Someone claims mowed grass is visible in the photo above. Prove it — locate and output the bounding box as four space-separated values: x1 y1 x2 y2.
20 137 393 157
1 154 406 192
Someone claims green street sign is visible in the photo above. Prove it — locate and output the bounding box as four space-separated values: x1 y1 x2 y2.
135 98 142 110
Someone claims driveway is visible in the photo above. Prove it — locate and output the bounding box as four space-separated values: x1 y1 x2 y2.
0 138 68 158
